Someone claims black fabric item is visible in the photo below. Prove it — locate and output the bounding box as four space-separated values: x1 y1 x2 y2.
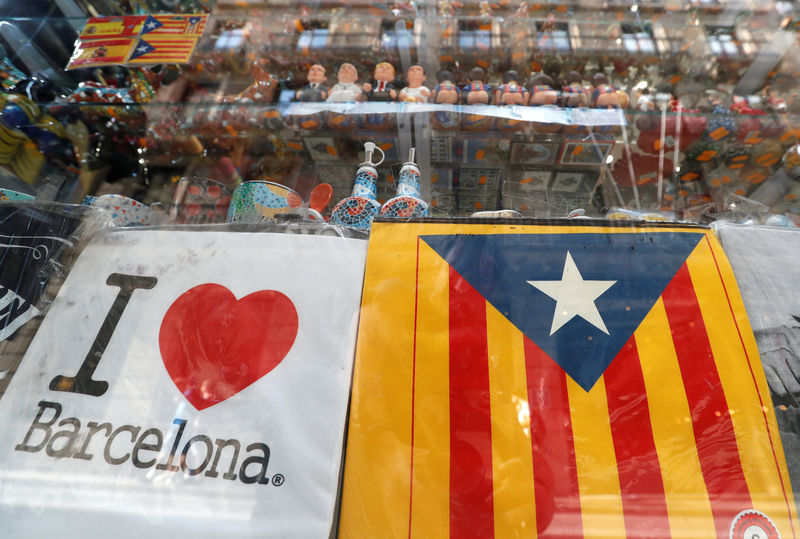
0 203 81 341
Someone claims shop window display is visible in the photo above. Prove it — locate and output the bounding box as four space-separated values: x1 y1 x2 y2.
3 1 800 537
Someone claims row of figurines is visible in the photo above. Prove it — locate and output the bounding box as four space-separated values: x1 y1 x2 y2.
60 58 788 143
290 61 789 114
70 142 429 231
294 62 624 108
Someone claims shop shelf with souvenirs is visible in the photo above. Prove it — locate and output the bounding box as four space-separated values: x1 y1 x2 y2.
0 0 799 226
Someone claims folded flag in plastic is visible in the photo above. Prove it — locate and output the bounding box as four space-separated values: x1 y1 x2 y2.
68 14 207 69
340 220 798 538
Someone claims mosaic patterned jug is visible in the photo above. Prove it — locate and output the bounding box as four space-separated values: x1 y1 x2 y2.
330 142 384 230
379 148 429 219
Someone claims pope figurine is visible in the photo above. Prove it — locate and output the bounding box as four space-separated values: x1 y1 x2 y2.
326 63 362 103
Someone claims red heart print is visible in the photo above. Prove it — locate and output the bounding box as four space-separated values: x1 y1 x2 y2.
159 284 298 410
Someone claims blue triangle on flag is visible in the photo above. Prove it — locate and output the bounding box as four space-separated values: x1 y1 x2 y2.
129 39 155 60
141 15 163 34
421 231 704 391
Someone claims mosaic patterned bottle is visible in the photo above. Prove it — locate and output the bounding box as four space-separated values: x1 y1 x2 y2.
330 142 384 230
379 148 430 218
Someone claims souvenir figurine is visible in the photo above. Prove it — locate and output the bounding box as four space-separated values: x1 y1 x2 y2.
326 62 362 131
495 70 528 106
433 69 460 104
293 63 327 131
461 67 495 131
363 62 398 102
295 63 328 102
235 60 279 103
528 73 558 106
330 141 385 230
462 67 492 105
431 69 460 131
226 60 281 132
589 72 621 134
527 73 560 133
495 70 527 132
326 63 363 103
590 73 619 108
399 65 431 103
362 62 397 130
379 147 429 219
560 71 588 108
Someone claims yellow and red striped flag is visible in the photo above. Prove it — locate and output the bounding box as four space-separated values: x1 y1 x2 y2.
127 36 199 65
140 14 208 37
79 16 144 39
66 38 136 69
340 220 798 538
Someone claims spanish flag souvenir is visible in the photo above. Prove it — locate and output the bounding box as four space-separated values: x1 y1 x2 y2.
340 219 798 538
79 16 145 40
66 38 136 69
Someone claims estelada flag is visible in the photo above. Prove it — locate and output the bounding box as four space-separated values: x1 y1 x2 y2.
140 14 208 37
340 220 798 538
127 36 199 65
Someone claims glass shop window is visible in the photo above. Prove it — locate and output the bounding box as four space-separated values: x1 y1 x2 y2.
535 20 570 52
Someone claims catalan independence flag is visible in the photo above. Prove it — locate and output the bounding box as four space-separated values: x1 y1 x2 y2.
140 14 208 37
127 36 199 64
340 220 798 538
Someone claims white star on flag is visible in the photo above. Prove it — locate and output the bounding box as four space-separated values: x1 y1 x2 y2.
146 22 157 29
528 251 617 336
137 45 149 53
